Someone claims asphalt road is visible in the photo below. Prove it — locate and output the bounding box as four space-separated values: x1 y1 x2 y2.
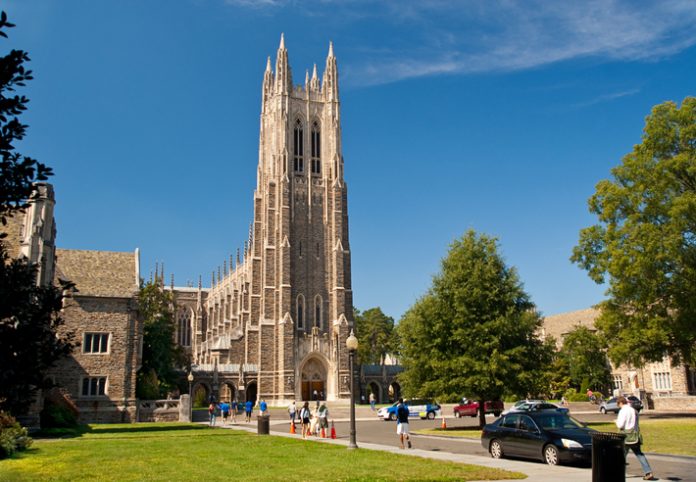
274 410 696 481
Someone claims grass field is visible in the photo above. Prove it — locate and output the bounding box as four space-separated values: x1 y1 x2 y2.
0 423 525 482
415 418 696 456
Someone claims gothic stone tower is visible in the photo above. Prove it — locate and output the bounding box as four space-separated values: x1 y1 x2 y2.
194 36 354 404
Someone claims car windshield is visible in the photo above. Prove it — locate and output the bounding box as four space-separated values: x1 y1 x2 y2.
534 413 585 430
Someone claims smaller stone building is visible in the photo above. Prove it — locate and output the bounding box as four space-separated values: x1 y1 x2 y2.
51 249 141 422
543 308 696 409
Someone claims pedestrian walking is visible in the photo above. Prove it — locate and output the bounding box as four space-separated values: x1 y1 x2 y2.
396 398 411 449
220 400 230 424
288 400 297 423
231 399 238 423
318 402 329 433
259 399 268 416
300 401 311 439
369 392 376 411
208 401 218 426
616 396 655 480
245 399 253 422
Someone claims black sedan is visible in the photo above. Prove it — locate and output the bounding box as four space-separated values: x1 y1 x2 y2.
481 409 596 465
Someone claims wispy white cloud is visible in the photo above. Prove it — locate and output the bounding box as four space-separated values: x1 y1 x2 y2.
571 88 642 108
224 0 696 86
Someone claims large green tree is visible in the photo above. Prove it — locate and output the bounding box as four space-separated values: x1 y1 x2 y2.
572 97 696 367
559 326 611 393
354 307 396 365
398 230 552 427
0 12 73 415
136 280 188 399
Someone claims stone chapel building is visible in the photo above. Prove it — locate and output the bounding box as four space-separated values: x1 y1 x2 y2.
171 36 355 405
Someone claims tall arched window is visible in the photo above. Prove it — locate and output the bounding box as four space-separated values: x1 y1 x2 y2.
311 121 321 174
314 295 322 330
177 307 192 347
297 295 305 329
293 119 304 173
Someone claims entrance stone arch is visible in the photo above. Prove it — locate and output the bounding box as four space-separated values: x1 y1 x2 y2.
368 381 382 403
220 382 236 402
192 383 210 408
388 382 401 403
245 381 258 404
300 356 328 401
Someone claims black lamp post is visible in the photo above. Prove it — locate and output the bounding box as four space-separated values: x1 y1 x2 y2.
187 371 194 422
346 329 359 449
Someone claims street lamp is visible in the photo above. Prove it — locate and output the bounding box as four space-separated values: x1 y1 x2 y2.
187 372 194 422
346 329 359 449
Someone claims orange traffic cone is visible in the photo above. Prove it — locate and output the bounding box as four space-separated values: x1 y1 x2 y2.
441 415 447 430
330 420 336 439
290 421 296 434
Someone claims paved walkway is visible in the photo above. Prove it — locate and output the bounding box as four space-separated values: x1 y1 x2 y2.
210 418 591 482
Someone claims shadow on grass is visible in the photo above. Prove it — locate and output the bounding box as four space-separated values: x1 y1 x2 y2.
34 423 210 439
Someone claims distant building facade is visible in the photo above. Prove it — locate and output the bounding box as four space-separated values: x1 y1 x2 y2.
543 308 696 408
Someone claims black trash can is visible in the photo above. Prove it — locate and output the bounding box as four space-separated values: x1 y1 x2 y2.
257 414 270 435
591 432 626 482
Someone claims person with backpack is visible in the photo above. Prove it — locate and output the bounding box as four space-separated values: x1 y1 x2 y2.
616 396 655 480
208 401 218 426
396 398 412 449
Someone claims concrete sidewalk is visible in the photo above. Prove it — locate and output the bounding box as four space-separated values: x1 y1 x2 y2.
212 419 592 482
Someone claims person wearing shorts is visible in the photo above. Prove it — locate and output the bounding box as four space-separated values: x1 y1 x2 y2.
300 401 311 439
396 398 412 449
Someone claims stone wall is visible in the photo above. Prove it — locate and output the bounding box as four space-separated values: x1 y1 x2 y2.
651 396 696 411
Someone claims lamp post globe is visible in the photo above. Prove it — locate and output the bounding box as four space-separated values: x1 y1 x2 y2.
187 372 194 422
346 329 359 449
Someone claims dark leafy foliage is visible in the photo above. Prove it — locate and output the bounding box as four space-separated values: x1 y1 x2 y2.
0 410 32 459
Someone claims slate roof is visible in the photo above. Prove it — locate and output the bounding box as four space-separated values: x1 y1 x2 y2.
542 307 600 347
55 248 138 298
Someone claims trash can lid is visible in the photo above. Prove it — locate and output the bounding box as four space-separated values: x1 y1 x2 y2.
591 431 626 440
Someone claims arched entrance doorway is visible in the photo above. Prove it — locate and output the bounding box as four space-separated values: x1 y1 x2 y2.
388 382 401 403
192 383 209 408
245 381 257 405
368 382 381 403
220 382 236 402
301 357 327 401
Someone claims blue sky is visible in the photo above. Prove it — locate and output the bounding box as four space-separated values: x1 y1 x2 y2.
5 0 696 321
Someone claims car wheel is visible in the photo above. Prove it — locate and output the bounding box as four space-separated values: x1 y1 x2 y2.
389 412 397 421
600 407 606 414
454 411 460 418
493 412 501 417
427 411 435 420
490 439 504 459
544 445 559 466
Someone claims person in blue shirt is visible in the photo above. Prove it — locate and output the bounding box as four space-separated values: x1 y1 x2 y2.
231 399 238 423
396 398 412 449
259 399 268 416
220 401 230 424
245 400 253 422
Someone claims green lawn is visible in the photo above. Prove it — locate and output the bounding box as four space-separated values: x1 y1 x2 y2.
415 418 696 457
0 423 524 481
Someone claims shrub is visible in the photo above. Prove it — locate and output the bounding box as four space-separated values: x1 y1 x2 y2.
563 388 588 402
40 399 78 428
0 411 32 459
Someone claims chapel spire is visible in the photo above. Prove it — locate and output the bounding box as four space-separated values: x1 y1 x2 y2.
275 33 292 94
322 41 338 100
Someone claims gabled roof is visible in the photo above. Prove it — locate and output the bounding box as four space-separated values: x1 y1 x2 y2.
542 307 599 343
55 248 138 298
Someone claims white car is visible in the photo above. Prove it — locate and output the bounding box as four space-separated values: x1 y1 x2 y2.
377 399 442 421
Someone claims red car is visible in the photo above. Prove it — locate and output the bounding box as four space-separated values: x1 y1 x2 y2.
453 398 504 418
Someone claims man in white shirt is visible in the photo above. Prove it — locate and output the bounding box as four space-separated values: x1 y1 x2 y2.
615 396 655 481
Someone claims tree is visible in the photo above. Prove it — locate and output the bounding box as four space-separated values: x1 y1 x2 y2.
558 326 611 394
136 280 187 399
354 307 396 365
0 12 52 223
572 97 696 367
398 230 552 427
0 12 73 415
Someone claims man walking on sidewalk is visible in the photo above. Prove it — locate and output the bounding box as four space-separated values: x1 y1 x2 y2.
396 398 412 449
616 396 655 480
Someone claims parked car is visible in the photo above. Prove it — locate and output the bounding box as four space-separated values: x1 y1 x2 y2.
453 398 504 418
377 399 441 421
503 400 569 415
599 395 643 414
481 409 596 465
